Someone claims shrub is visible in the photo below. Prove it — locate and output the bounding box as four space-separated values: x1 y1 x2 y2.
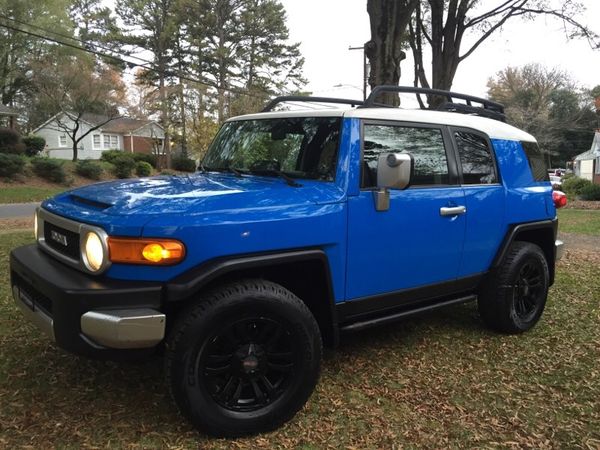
579 183 600 201
31 158 66 183
76 160 104 180
100 149 129 164
112 154 136 179
132 153 158 168
561 172 576 181
562 176 592 197
22 135 46 157
0 127 25 155
135 161 152 177
0 153 26 178
172 155 196 172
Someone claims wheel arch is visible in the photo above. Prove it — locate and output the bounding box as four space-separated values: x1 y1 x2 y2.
165 249 339 347
492 219 557 285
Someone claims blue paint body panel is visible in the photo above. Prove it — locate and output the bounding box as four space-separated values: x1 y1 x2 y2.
37 118 554 308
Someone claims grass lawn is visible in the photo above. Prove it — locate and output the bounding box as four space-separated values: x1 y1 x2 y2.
558 209 600 236
0 232 598 448
0 185 67 204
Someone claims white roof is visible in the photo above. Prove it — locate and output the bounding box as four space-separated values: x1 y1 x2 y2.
229 107 536 142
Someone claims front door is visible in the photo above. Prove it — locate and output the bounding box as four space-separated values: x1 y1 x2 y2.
345 122 466 301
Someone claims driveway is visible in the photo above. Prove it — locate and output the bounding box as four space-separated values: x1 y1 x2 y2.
0 202 39 219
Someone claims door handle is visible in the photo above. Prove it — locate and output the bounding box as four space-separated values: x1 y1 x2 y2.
440 206 467 216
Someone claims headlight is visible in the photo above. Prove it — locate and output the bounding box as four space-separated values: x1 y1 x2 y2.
83 231 105 272
33 211 38 239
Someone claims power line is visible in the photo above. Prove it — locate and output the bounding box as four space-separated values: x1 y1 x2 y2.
0 18 272 101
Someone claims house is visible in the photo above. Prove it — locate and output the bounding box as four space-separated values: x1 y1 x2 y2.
33 112 165 160
0 104 19 130
573 131 600 184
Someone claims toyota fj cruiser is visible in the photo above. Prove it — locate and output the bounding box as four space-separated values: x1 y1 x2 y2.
10 86 566 437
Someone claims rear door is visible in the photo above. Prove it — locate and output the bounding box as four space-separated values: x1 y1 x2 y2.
345 121 466 301
449 128 505 278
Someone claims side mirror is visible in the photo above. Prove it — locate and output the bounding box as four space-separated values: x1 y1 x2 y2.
377 152 413 189
373 153 413 212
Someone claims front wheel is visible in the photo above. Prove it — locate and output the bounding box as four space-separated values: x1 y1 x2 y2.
478 242 550 333
165 280 322 437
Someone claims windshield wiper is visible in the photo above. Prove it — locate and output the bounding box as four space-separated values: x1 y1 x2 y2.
249 169 302 187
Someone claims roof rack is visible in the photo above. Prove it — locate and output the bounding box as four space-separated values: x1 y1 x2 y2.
362 85 506 122
261 96 364 112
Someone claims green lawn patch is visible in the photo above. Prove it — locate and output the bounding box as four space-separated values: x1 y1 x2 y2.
0 186 66 204
0 232 598 448
558 208 600 236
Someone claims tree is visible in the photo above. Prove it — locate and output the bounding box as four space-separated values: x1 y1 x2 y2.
487 63 595 165
405 0 600 106
69 0 122 67
117 0 180 167
0 0 73 110
33 57 126 161
364 0 419 105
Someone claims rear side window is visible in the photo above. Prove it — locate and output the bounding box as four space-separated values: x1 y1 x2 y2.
521 141 549 181
363 125 449 187
454 131 497 184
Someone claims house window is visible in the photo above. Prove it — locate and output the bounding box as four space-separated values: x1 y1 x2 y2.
93 134 101 149
596 157 600 175
111 135 118 148
58 134 67 147
103 135 111 149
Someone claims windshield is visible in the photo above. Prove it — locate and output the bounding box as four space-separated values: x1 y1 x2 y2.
202 117 341 181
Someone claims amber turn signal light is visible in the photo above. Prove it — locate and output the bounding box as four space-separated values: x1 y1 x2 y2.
108 238 185 265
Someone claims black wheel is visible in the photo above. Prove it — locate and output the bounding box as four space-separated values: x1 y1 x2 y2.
478 242 549 333
165 279 322 437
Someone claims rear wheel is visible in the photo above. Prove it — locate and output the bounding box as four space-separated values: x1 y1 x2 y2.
478 242 549 333
165 279 322 437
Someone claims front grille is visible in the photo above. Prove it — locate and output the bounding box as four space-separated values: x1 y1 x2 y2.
11 272 53 315
44 221 80 261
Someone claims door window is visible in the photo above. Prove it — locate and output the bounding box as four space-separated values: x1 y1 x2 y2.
454 131 498 184
363 124 449 187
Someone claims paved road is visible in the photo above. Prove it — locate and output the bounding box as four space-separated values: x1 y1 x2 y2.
0 202 40 219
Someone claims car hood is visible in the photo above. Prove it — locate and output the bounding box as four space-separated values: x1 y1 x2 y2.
44 173 345 218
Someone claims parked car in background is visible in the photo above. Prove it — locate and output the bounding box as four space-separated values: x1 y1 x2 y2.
550 175 562 190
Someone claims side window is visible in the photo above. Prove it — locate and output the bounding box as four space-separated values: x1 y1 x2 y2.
521 141 549 181
455 131 497 184
363 124 449 187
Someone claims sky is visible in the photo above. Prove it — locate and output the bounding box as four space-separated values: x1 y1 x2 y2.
279 0 600 101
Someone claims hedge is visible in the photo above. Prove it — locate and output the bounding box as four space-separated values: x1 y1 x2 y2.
172 155 196 172
22 135 46 157
0 127 25 155
580 183 600 201
135 161 152 177
0 153 26 178
31 158 66 183
112 155 136 179
76 160 104 180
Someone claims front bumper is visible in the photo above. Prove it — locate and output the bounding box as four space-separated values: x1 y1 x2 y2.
10 245 165 357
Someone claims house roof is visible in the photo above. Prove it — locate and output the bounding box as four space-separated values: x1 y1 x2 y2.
0 104 18 116
574 131 600 161
80 113 162 134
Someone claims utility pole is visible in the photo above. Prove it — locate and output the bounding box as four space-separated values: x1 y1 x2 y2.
349 46 368 101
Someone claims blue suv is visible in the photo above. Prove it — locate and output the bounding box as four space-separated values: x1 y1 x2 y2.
10 86 565 436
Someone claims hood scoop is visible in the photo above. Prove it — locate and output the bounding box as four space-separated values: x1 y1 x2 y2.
70 194 113 210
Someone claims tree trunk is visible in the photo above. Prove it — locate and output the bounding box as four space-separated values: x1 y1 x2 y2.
71 120 80 162
365 0 418 106
159 60 171 169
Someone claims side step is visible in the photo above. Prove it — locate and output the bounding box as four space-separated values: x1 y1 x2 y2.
340 294 477 333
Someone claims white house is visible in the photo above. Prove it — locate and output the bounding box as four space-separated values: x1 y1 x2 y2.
33 112 165 160
573 131 600 185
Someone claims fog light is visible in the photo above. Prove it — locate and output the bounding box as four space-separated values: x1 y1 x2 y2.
84 231 105 272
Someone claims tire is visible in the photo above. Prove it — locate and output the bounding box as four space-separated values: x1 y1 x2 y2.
478 241 550 334
165 279 322 437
